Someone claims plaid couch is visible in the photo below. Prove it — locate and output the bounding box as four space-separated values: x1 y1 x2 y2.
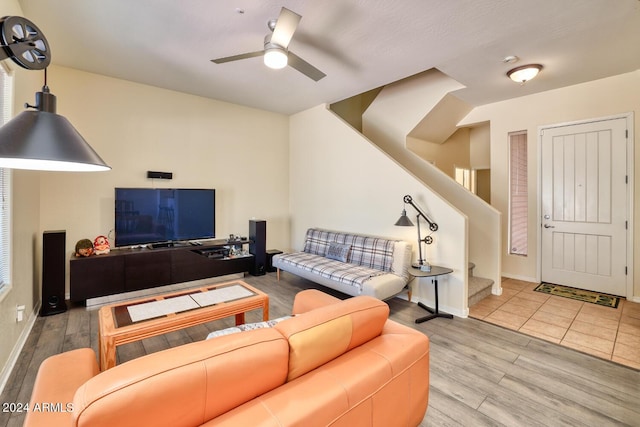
273 228 412 300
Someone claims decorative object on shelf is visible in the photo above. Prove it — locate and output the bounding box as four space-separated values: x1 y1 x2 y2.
75 239 94 257
0 16 110 172
506 64 543 84
394 194 438 269
93 235 110 255
227 234 245 243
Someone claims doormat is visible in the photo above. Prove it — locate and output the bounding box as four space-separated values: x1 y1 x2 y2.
534 283 620 308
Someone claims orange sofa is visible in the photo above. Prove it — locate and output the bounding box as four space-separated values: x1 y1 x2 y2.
25 289 429 427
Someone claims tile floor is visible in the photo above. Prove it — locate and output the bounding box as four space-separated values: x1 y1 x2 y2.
469 278 640 370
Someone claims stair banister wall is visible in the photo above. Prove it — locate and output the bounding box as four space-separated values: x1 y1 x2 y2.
289 105 469 318
361 70 502 299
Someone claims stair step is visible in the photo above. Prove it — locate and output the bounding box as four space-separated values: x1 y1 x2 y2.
468 275 494 307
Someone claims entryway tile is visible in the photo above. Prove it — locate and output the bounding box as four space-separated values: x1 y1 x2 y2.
562 330 614 355
469 279 640 370
484 309 529 330
613 341 640 365
569 320 617 341
520 318 567 340
530 310 574 329
537 301 582 320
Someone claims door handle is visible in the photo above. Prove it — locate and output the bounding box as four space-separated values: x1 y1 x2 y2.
544 224 555 228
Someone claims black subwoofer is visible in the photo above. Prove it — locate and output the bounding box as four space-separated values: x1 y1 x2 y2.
249 220 266 276
40 230 67 316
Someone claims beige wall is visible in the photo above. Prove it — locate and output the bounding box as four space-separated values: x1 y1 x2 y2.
329 87 383 132
460 70 640 298
38 66 291 295
362 70 502 289
290 105 469 317
470 123 490 170
0 39 290 383
408 128 471 179
0 0 42 390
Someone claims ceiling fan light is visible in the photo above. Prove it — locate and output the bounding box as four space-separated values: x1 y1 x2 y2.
507 64 543 83
264 47 288 69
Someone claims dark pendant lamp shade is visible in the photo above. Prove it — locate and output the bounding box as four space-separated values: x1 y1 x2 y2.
0 16 110 172
0 87 110 172
394 209 414 227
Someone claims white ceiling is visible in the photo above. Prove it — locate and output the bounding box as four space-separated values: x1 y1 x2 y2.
16 0 640 115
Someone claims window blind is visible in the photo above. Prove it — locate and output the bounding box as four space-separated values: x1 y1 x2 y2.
509 131 528 256
0 64 12 288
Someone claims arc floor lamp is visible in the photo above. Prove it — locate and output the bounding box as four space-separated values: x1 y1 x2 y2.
395 195 438 269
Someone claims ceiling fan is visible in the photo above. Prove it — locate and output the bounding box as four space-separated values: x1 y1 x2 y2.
211 7 326 82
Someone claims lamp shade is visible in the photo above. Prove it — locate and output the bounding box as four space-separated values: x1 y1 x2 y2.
0 88 110 172
0 110 110 171
394 209 414 226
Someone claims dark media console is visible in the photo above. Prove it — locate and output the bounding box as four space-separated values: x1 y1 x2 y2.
69 239 253 302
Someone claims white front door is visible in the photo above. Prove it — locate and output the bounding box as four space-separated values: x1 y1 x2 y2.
541 117 628 296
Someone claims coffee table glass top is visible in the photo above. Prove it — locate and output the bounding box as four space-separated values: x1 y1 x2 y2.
112 281 257 328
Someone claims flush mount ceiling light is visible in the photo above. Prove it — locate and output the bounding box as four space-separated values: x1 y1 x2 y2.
507 64 543 84
0 16 110 172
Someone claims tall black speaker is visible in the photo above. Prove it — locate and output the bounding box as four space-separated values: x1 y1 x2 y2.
249 220 266 276
40 230 67 316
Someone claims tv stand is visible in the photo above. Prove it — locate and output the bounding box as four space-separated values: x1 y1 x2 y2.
148 241 179 249
70 239 253 302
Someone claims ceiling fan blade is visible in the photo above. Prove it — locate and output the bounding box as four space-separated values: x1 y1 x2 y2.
288 51 326 82
211 50 263 64
270 7 301 48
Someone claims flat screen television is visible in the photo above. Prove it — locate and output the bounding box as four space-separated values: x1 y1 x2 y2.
115 188 215 247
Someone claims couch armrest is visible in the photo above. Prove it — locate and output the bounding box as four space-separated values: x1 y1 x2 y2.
24 348 99 427
291 289 342 315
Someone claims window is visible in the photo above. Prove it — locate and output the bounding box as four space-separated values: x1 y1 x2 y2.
509 131 527 256
455 166 477 194
0 64 12 291
455 166 471 190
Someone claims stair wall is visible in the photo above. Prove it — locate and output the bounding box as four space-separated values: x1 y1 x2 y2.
362 69 502 293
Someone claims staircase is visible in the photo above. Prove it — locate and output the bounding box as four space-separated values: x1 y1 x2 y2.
468 262 494 307
357 69 502 298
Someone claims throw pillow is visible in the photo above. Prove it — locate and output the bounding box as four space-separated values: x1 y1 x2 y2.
325 242 351 262
205 315 292 340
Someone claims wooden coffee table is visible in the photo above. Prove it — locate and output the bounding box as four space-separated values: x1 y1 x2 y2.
98 280 268 371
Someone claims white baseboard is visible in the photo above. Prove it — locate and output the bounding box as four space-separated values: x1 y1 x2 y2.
0 302 40 395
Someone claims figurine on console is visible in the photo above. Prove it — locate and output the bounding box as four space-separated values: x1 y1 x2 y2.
93 235 110 255
75 239 94 257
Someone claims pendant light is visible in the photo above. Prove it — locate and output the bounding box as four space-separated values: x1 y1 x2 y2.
0 16 110 172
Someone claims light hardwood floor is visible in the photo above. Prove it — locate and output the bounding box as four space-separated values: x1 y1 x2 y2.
2 272 639 427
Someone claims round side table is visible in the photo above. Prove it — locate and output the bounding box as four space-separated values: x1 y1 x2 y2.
408 265 454 323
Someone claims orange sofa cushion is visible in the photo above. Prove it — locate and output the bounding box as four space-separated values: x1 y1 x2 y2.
275 295 389 381
72 328 288 427
23 348 98 427
204 294 429 427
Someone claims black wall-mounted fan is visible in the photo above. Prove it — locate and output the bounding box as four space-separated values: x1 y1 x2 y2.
211 7 325 81
0 16 50 70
